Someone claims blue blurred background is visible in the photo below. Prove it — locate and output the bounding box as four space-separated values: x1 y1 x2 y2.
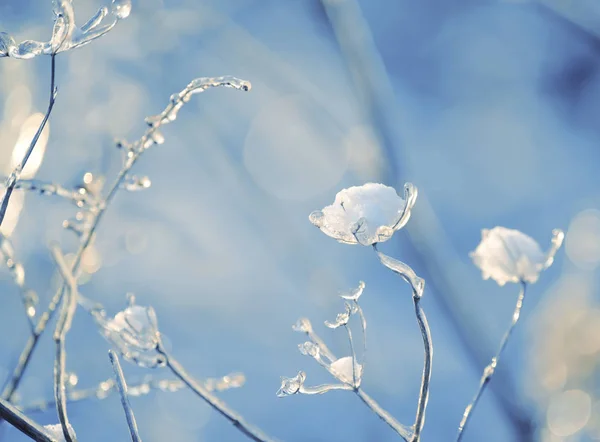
0 0 600 440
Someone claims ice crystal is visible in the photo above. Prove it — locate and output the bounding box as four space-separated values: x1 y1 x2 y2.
277 371 306 397
325 303 351 329
97 300 164 368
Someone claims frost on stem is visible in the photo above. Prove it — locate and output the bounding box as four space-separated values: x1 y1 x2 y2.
309 182 416 246
0 0 131 59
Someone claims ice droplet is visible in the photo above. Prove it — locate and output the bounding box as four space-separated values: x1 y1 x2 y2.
325 304 351 329
122 175 151 192
340 281 365 301
292 318 313 333
298 341 320 358
150 130 165 145
111 0 132 19
277 371 306 397
308 210 325 228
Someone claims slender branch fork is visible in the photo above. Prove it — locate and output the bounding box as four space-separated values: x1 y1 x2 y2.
155 341 274 442
456 281 528 441
300 324 413 440
109 350 142 442
0 54 57 228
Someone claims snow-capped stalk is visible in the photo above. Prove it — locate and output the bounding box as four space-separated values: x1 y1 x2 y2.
373 244 432 442
0 54 56 228
109 351 142 442
1 75 251 402
456 281 527 441
156 340 274 442
0 396 57 442
51 245 79 442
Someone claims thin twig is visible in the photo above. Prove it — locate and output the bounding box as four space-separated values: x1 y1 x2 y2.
108 350 142 442
51 245 79 442
156 341 274 442
0 54 57 227
0 396 57 442
20 372 245 414
1 76 251 402
456 282 528 441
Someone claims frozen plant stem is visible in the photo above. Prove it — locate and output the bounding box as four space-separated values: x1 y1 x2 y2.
156 341 274 442
52 245 78 442
412 294 432 442
109 350 142 442
1 75 251 402
373 244 432 442
0 54 57 228
0 396 57 442
456 281 527 441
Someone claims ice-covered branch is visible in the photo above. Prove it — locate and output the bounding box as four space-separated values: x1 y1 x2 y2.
281 282 413 441
374 246 432 442
0 55 57 229
156 340 275 442
20 372 245 414
0 397 58 442
51 245 79 442
0 0 131 59
1 74 251 402
109 350 142 442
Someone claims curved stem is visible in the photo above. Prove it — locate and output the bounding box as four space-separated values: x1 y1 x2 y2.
456 282 527 441
372 245 432 441
0 54 57 228
412 295 432 442
156 342 275 442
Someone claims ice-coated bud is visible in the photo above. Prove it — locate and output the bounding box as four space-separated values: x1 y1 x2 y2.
276 371 306 397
